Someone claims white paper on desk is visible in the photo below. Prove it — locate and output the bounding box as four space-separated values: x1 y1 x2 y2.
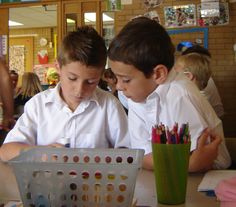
4 201 22 207
198 170 236 191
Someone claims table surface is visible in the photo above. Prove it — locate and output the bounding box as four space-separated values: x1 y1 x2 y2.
0 161 220 207
134 169 220 207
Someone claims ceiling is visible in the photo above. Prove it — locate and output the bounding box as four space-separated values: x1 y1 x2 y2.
10 5 57 29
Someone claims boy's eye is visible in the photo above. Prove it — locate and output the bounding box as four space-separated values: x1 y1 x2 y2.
122 79 130 83
87 79 99 85
68 76 77 81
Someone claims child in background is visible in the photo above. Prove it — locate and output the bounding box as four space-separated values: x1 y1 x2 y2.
9 70 19 96
14 72 42 118
174 52 211 91
0 57 14 134
182 45 225 119
0 26 130 161
108 17 231 172
103 68 118 97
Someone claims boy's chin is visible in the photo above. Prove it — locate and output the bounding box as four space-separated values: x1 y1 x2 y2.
130 97 146 103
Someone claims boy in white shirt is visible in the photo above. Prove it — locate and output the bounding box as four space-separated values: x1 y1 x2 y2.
0 26 130 161
182 45 225 119
108 17 231 172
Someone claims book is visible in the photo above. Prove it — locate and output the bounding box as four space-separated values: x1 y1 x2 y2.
198 170 236 192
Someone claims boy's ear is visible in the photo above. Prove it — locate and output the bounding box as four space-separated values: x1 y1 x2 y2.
152 65 169 84
185 71 194 81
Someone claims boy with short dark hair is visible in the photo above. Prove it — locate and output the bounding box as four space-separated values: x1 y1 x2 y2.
108 17 231 172
0 26 130 161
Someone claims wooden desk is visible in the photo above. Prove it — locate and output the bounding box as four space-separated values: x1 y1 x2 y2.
0 161 220 207
134 169 220 207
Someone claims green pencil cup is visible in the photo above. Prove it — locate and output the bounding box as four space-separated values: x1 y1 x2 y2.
152 143 190 205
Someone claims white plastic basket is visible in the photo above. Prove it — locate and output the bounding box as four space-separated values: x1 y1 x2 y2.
8 147 144 207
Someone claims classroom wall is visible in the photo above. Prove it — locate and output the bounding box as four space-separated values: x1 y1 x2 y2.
114 0 236 137
9 27 57 65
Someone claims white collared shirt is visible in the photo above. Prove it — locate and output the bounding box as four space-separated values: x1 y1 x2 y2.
128 70 231 169
4 84 130 149
202 77 225 118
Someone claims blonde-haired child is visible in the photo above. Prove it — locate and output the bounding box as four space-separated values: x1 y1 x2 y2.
174 52 211 90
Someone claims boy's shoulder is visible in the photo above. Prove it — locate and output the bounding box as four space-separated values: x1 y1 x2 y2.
94 87 118 102
25 86 57 106
93 87 124 110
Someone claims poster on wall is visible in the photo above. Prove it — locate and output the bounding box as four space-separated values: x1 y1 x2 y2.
144 10 161 24
197 3 229 26
9 45 25 75
164 4 196 28
107 0 121 11
143 0 163 9
200 2 220 18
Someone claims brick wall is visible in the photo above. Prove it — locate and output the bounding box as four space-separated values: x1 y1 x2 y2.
114 0 236 137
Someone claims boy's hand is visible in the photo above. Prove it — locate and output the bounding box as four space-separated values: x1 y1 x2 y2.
189 129 222 173
48 143 64 148
1 116 15 131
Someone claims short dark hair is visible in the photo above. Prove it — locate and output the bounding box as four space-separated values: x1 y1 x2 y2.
108 17 175 77
182 45 211 58
57 26 107 68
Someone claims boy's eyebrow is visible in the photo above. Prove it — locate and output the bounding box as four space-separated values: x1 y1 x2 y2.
114 73 130 78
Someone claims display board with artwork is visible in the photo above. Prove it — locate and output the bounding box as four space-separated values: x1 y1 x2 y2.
164 4 196 28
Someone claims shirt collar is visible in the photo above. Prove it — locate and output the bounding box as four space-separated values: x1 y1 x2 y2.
146 69 178 100
43 83 100 108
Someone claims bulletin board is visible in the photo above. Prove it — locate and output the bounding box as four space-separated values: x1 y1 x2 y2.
167 27 209 49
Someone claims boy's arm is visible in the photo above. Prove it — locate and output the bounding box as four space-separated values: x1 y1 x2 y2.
0 142 65 161
142 153 154 170
0 57 15 130
188 130 222 172
0 142 31 161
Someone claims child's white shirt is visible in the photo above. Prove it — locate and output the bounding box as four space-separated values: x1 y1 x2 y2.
4 84 130 149
128 70 231 169
202 77 224 118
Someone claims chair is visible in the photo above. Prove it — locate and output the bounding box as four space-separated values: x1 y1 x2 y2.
225 137 236 169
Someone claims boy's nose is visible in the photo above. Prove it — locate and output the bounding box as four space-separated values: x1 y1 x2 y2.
116 80 124 91
75 82 85 95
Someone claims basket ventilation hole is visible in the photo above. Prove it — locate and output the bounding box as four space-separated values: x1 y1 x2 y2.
105 156 112 163
106 194 112 202
73 156 79 163
63 155 69 162
94 156 101 163
70 183 77 190
57 171 64 178
107 173 115 180
82 183 89 191
117 195 125 203
95 171 102 179
106 183 114 192
71 194 77 201
82 194 89 201
119 184 127 192
127 156 134 164
116 156 122 163
52 154 58 161
84 156 90 163
94 183 101 191
82 171 89 179
69 171 77 178
41 154 48 162
94 194 101 203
